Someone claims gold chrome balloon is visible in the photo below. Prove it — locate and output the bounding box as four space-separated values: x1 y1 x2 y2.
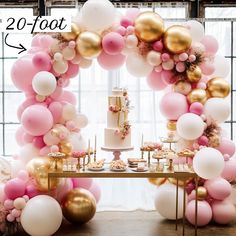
187 88 208 104
186 66 202 83
167 120 177 131
76 31 102 59
61 23 81 41
134 12 164 43
61 188 96 224
163 25 192 54
148 178 167 186
168 178 192 187
207 77 230 98
59 142 72 156
196 186 208 201
174 80 192 95
27 157 60 191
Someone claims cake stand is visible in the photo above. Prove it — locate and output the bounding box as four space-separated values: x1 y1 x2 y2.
101 146 134 160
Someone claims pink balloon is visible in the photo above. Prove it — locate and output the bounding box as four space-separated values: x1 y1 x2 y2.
153 41 163 52
62 62 79 79
89 182 101 203
23 133 34 143
32 136 45 149
25 184 41 198
159 92 189 120
17 97 37 121
201 35 219 55
115 26 126 36
3 199 14 210
161 70 176 84
125 8 140 21
221 158 236 181
11 55 40 92
0 183 6 203
198 136 209 146
57 90 77 105
56 179 73 202
11 209 21 218
4 178 26 200
200 62 215 75
21 105 53 136
48 101 63 123
39 146 51 156
186 200 212 226
15 126 26 146
7 214 15 222
50 86 63 100
39 35 54 49
32 52 52 71
120 17 133 28
102 32 125 55
31 34 43 47
212 200 236 224
147 70 167 91
189 102 204 115
217 138 236 157
197 82 207 90
205 177 232 200
98 51 126 70
18 170 29 182
72 178 93 190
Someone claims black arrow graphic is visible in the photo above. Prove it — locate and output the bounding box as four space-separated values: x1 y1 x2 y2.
4 33 27 54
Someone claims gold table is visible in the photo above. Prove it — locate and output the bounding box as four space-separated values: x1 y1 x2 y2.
48 167 199 236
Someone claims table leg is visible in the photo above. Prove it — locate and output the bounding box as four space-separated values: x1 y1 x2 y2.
195 177 199 236
175 178 179 230
182 180 186 236
48 176 50 192
113 151 121 160
148 151 150 167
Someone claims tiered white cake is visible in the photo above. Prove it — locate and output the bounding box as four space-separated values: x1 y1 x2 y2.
104 88 132 149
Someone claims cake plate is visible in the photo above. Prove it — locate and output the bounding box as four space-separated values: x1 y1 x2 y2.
101 146 134 160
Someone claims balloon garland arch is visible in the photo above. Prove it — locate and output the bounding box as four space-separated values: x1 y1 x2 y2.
1 0 236 234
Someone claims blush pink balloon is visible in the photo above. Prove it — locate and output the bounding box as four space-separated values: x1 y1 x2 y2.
205 177 232 200
115 26 126 36
98 51 126 70
4 178 26 200
15 126 26 146
186 200 212 226
152 41 163 52
50 86 63 100
57 90 77 105
18 170 29 182
212 200 236 224
23 133 34 143
201 35 219 55
39 146 51 156
62 62 79 79
125 8 140 21
21 105 53 136
32 136 45 149
198 135 209 146
48 102 63 123
216 138 236 157
221 158 236 181
32 52 52 71
72 178 93 190
31 34 43 47
200 62 215 75
25 184 41 199
4 199 14 210
189 102 204 115
120 17 133 28
11 55 40 92
56 179 73 202
197 82 207 90
161 70 176 84
159 92 189 120
39 35 54 49
17 97 37 121
102 32 125 55
89 182 101 203
147 70 167 91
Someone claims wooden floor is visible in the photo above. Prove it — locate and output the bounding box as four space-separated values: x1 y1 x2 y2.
15 211 236 236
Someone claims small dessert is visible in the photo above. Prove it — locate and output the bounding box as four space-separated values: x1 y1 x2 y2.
178 149 195 158
140 142 162 152
152 148 176 159
137 166 145 171
87 160 105 169
110 160 127 171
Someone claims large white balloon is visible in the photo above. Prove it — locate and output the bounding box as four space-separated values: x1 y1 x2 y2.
32 71 57 96
193 147 224 179
81 0 116 31
19 143 40 164
187 20 205 42
126 53 153 78
155 183 185 220
73 113 88 128
69 133 87 151
21 195 62 236
176 113 205 140
212 55 230 78
204 98 230 123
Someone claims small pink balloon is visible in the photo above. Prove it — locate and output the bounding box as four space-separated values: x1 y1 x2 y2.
189 102 204 115
68 41 76 48
153 41 163 52
187 190 196 202
62 62 79 79
198 135 209 146
51 145 59 153
39 35 54 49
48 101 63 123
50 86 63 100
115 26 126 36
56 179 73 202
154 65 163 73
7 213 15 222
97 51 126 70
188 54 196 62
216 138 236 157
159 92 189 120
89 182 101 203
15 126 26 146
11 209 21 218
72 178 93 190
25 184 41 199
221 158 236 181
4 178 26 200
125 8 140 21
21 105 54 136
31 34 43 47
186 200 212 226
205 177 232 200
32 136 45 149
120 17 133 28
201 35 219 54
102 32 125 55
179 53 188 62
23 195 29 202
23 133 34 143
196 82 207 89
161 70 175 85
176 62 186 72
4 199 14 210
200 62 215 75
126 26 134 35
57 90 77 105
212 200 236 224
32 52 52 71
146 70 167 91
161 53 170 62
18 170 29 182
39 146 51 156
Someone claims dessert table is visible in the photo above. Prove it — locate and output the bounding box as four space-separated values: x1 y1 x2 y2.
48 165 199 236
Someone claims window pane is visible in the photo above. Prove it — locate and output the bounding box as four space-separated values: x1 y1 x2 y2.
5 124 20 156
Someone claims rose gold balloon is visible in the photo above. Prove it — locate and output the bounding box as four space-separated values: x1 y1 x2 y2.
197 186 208 201
134 12 164 43
186 66 202 83
61 188 96 224
61 23 80 41
164 25 192 54
76 31 102 59
187 88 208 104
167 120 177 131
174 80 192 95
148 178 167 186
207 77 230 98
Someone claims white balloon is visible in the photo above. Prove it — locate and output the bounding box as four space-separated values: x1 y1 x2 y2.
204 98 230 123
19 143 39 164
212 55 230 78
126 53 153 78
73 113 88 128
81 0 116 31
62 103 77 121
125 35 139 49
69 133 87 151
146 50 162 66
193 147 224 179
177 113 205 140
53 60 68 74
21 195 62 236
187 20 205 42
155 183 185 220
32 71 57 96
